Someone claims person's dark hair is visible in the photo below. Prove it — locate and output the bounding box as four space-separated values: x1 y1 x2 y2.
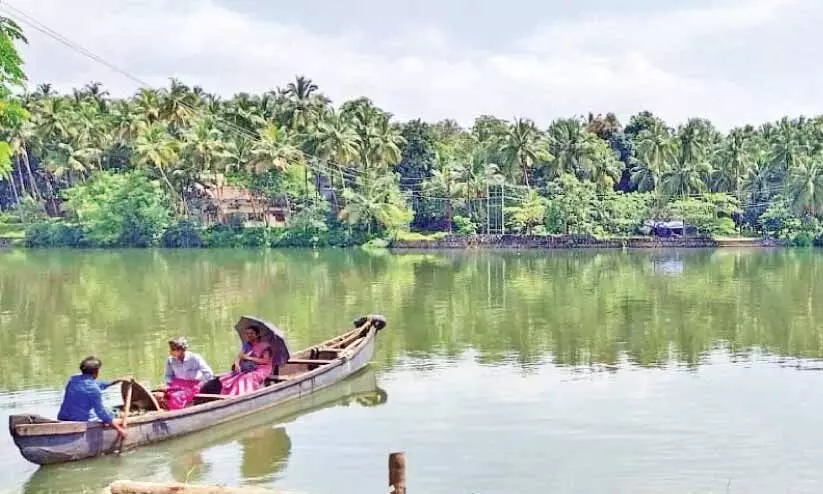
168 336 189 351
79 356 102 375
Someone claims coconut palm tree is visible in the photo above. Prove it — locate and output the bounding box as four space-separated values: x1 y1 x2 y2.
248 124 303 174
500 118 551 186
630 121 676 193
133 123 182 212
713 129 752 196
339 173 412 235
787 158 823 216
6 122 40 199
548 118 598 178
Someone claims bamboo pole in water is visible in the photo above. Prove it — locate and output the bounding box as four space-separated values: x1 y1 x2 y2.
389 452 406 494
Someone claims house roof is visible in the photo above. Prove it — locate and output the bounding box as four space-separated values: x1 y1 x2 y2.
644 220 685 229
204 185 257 202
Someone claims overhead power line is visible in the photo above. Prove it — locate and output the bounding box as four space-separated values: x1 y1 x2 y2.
0 2 787 210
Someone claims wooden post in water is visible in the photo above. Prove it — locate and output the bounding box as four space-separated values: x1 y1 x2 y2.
389 452 406 494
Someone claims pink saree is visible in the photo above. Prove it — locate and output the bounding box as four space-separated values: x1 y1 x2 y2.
218 341 273 396
164 377 202 410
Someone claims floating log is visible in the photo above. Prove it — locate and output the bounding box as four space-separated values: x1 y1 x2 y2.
389 452 406 494
105 480 300 494
105 451 407 494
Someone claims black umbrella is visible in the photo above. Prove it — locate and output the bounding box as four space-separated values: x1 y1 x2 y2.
234 316 291 366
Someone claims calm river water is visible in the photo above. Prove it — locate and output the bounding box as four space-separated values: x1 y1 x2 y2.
1 248 823 493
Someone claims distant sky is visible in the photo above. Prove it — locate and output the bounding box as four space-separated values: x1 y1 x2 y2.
7 0 823 130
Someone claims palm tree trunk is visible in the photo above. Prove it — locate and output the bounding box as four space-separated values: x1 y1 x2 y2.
329 166 340 211
5 171 19 204
339 165 348 208
521 159 530 187
15 157 29 198
157 165 186 217
22 151 41 200
43 174 58 216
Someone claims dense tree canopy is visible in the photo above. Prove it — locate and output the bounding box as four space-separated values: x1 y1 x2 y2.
1 21 822 246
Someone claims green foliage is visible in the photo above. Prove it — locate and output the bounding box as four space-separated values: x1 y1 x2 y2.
24 221 86 247
598 191 653 236
506 190 547 234
394 231 449 242
666 194 740 236
63 171 172 247
0 141 11 178
160 219 204 248
0 17 27 178
544 175 599 234
5 56 823 245
202 225 268 248
362 237 390 249
453 215 477 235
287 200 330 241
396 119 436 191
340 173 413 235
759 198 822 246
15 196 48 224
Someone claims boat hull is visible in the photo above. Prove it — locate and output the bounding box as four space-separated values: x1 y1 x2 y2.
10 325 378 466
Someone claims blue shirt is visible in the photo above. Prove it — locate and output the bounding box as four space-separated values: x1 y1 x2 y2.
56 374 114 424
164 351 214 384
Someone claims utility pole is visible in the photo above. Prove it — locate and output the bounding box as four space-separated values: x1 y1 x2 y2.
500 183 505 235
486 182 490 234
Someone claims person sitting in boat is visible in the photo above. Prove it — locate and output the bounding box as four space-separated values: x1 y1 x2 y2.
159 337 215 410
234 334 261 373
218 325 273 396
57 356 129 439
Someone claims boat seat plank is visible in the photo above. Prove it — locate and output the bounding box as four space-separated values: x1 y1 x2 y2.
287 359 336 365
15 422 90 436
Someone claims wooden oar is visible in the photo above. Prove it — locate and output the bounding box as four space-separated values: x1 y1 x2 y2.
116 379 134 454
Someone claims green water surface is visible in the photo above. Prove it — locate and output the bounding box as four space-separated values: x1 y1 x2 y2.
1 248 822 493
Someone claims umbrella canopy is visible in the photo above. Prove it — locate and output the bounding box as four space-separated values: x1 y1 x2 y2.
234 316 291 366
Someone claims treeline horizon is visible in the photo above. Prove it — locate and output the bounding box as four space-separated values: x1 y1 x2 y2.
2 72 823 246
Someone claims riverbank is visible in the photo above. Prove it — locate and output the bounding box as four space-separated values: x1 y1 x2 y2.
390 233 778 249
0 232 785 250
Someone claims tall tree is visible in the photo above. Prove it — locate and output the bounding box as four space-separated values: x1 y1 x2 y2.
500 118 551 186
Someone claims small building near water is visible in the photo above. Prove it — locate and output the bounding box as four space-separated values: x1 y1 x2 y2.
642 220 698 237
201 185 289 227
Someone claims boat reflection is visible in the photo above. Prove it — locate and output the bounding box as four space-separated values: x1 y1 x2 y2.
22 367 388 493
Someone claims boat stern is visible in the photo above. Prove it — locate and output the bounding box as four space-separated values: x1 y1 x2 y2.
9 414 109 465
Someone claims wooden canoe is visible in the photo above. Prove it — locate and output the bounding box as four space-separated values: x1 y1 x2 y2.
21 366 387 494
9 314 387 466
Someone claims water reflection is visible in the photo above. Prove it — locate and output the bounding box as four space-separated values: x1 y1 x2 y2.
649 251 685 275
0 248 822 393
21 368 387 494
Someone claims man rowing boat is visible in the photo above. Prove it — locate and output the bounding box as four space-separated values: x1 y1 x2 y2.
56 356 129 438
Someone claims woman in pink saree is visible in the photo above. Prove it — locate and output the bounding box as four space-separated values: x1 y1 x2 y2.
218 326 273 396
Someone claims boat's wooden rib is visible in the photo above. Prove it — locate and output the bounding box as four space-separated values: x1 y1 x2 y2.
8 314 387 466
